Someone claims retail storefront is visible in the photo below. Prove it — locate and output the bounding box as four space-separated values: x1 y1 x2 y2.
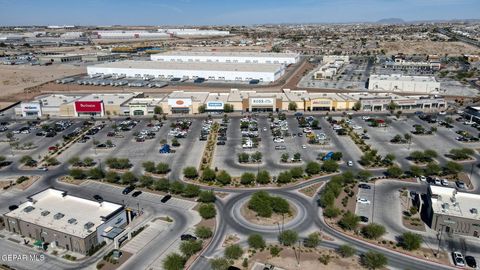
206 101 224 112
20 102 42 117
74 101 104 117
129 103 148 116
168 98 192 114
248 98 276 112
309 99 332 111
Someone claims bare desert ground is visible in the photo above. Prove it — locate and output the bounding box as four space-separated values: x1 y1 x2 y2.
380 41 480 56
0 64 84 100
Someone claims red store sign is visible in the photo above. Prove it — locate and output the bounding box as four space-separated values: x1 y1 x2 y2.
75 101 103 113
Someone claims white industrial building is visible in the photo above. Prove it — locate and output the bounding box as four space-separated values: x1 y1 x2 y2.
158 29 230 36
368 74 441 94
150 51 300 65
92 31 169 39
314 55 349 79
87 60 285 82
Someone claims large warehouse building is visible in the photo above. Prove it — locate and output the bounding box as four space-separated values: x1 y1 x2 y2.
368 74 441 93
87 60 285 82
150 51 300 65
425 185 480 237
4 188 127 254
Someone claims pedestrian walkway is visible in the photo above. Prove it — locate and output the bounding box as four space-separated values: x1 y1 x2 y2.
122 220 171 254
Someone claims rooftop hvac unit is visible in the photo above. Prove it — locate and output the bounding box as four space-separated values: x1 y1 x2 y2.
471 208 478 214
23 206 35 213
54 213 65 220
84 222 95 230
442 203 450 210
68 218 77 224
41 210 50 217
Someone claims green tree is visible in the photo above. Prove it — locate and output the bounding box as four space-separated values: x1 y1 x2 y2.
323 206 341 218
105 171 119 183
180 240 203 258
198 104 206 114
290 167 304 178
304 232 321 248
170 181 185 194
248 234 266 249
210 258 230 270
83 157 94 167
278 230 298 246
240 172 256 185
139 175 154 188
281 153 290 163
338 211 360 231
251 151 262 162
409 165 424 177
224 244 243 260
444 161 463 175
216 170 232 185
88 167 105 179
195 226 213 239
321 160 339 172
305 161 321 175
357 170 372 181
425 162 441 176
400 232 423 251
256 170 271 184
277 171 293 184
361 251 388 270
69 168 86 179
156 162 170 174
271 197 290 214
143 161 156 173
183 184 200 198
198 203 216 219
201 167 216 182
153 179 170 192
198 190 216 203
288 102 297 111
238 152 250 163
69 156 82 167
338 245 356 258
154 106 163 115
121 172 137 185
163 253 185 270
223 103 234 113
361 223 386 239
183 166 198 179
386 165 403 178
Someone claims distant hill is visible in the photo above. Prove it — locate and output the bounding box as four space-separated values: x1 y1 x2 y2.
376 18 405 24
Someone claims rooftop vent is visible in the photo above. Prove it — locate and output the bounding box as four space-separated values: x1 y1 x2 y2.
68 218 77 224
54 213 65 220
84 222 95 230
471 208 478 214
41 210 50 216
23 206 35 213
442 203 450 210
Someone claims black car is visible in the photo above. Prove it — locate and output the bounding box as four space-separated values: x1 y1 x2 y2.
122 186 135 195
227 267 241 270
465 256 477 268
360 216 369 222
132 191 142 197
45 131 57 137
194 77 205 83
36 132 46 136
358 183 371 189
8 205 18 211
161 194 172 203
217 141 226 145
93 195 103 202
180 234 197 241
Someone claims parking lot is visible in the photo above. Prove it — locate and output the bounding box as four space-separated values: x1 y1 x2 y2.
355 182 374 223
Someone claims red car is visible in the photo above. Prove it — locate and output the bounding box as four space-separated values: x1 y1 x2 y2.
48 146 58 151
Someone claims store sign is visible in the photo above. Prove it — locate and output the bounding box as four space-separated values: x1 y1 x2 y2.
22 102 41 112
206 101 224 110
311 99 331 106
168 98 192 108
251 98 274 106
75 101 102 113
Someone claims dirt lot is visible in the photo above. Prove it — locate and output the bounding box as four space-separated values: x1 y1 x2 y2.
0 64 84 101
379 41 480 56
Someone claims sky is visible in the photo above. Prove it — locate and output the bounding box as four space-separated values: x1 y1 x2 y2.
0 0 479 26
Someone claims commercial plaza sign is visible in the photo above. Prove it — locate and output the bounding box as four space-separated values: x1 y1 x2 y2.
168 98 192 108
74 101 103 113
251 98 274 106
206 101 224 110
21 102 41 112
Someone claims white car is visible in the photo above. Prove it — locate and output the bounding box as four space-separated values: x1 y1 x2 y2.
357 198 371 204
419 175 427 182
301 145 307 149
362 116 371 120
347 160 353 167
438 111 446 115
352 125 362 130
263 127 267 132
273 138 284 143
464 121 475 125
434 178 441 185
452 251 465 267
441 179 449 186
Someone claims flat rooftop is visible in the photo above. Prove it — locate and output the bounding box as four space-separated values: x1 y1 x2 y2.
168 91 209 102
153 51 299 58
370 74 438 83
73 93 138 106
429 185 480 220
36 94 84 107
89 60 284 73
5 188 124 238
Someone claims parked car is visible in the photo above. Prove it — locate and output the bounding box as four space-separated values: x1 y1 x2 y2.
180 234 197 241
93 195 103 202
360 216 369 222
122 186 135 195
357 198 370 204
132 191 142 197
161 194 172 203
452 251 466 267
347 160 353 167
358 184 371 189
456 181 466 189
465 256 477 268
